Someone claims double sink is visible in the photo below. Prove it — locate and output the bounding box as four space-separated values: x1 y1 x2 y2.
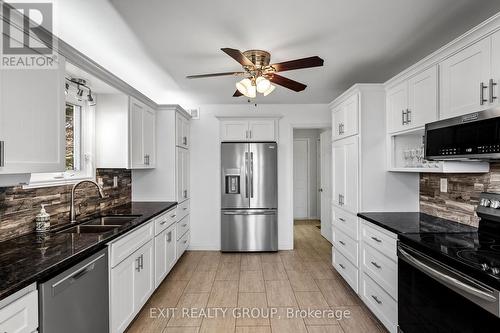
57 215 141 234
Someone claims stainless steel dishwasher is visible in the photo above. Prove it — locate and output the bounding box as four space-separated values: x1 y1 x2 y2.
39 248 109 333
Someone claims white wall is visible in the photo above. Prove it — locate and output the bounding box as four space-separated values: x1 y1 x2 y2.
190 104 330 250
293 129 321 219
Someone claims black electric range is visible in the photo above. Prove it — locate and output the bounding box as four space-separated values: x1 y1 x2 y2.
398 193 500 332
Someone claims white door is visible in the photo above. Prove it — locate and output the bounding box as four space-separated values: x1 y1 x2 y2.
320 130 332 243
143 107 156 168
129 98 145 168
110 255 135 333
408 66 438 128
293 138 309 219
387 81 408 133
440 38 491 119
491 30 500 107
133 240 154 310
220 121 248 141
0 55 66 174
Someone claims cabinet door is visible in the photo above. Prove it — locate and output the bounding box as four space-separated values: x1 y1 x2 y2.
342 93 359 138
408 66 438 128
176 113 190 148
440 38 491 119
143 107 156 168
183 149 190 200
182 116 190 148
155 225 177 287
0 55 66 174
491 30 500 107
332 106 345 140
387 81 408 133
248 120 276 141
129 98 145 168
133 240 155 310
110 254 135 333
176 147 189 202
343 136 359 214
220 120 249 141
332 141 345 207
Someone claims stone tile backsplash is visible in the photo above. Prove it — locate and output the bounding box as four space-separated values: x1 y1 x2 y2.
0 169 131 242
420 162 500 227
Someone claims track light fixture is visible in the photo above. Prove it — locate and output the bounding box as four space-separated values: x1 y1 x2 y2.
66 78 95 105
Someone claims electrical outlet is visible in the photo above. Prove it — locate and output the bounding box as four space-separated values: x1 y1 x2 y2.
113 176 118 188
97 177 103 186
440 178 448 193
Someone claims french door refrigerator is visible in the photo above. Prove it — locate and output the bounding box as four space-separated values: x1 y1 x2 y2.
221 142 278 252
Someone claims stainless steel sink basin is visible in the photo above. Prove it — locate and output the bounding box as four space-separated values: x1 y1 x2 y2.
58 225 119 234
84 215 140 226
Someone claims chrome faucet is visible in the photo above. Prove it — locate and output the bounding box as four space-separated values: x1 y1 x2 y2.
70 180 106 223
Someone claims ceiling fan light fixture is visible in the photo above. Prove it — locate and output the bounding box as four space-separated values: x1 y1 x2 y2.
246 85 256 98
256 76 271 93
263 84 276 96
236 78 252 96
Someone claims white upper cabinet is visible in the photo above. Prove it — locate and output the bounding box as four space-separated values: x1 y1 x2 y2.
219 118 278 141
387 66 437 133
176 147 190 202
96 95 156 169
176 113 190 148
0 55 66 175
333 93 359 140
440 38 491 119
332 135 359 215
491 30 500 107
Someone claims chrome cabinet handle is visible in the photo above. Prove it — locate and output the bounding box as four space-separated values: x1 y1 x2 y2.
371 295 382 304
480 82 488 105
339 263 345 269
160 220 167 225
183 240 187 244
140 254 144 270
490 79 497 103
184 190 188 198
135 257 141 272
371 236 382 243
371 261 381 269
406 109 411 124
339 240 346 246
402 109 407 125
183 207 188 211
0 141 4 167
182 223 187 227
338 217 346 222
170 214 176 218
183 136 187 145
167 231 172 242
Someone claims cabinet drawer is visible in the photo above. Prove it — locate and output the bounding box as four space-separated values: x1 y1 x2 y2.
178 200 190 220
332 249 358 293
361 244 398 300
332 208 358 240
361 222 397 260
177 230 190 259
110 222 154 268
176 215 190 240
0 289 38 333
361 273 398 333
154 207 177 236
333 228 358 267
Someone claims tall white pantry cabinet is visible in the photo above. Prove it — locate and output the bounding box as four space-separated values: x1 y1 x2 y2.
330 85 418 332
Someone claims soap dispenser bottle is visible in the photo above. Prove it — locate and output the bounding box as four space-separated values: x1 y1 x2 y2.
35 204 51 233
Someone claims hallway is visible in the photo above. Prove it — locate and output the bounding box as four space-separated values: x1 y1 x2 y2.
126 223 385 333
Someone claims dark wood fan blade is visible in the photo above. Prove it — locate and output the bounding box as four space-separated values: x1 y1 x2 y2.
233 90 243 97
270 56 324 72
186 71 244 79
269 74 307 92
221 48 254 67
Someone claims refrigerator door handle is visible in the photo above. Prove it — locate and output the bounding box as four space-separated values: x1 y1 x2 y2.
222 210 276 215
245 152 249 198
250 152 254 198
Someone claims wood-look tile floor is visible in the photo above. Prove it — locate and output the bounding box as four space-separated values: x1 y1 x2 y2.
126 222 387 333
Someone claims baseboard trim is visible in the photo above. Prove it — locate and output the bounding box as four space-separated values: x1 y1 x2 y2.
188 243 294 251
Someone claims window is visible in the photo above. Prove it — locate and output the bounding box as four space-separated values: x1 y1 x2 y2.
27 93 95 188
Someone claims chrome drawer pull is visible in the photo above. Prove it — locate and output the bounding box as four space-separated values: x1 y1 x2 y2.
339 240 346 246
371 236 382 243
182 223 187 227
338 218 346 222
160 220 167 225
170 214 176 218
339 263 345 269
183 207 188 211
371 295 382 304
371 261 381 269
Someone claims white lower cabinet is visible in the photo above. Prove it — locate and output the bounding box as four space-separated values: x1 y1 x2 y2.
360 273 398 333
0 285 38 333
155 223 177 288
332 250 359 293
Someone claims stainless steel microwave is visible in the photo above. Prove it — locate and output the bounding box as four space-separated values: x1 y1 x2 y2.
425 107 500 160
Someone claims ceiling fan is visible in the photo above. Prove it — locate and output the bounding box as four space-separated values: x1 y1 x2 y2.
186 48 324 98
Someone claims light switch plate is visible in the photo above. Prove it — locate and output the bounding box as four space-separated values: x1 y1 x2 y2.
113 176 118 188
440 178 448 193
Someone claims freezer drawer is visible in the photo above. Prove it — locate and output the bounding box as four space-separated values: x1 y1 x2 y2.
221 210 278 252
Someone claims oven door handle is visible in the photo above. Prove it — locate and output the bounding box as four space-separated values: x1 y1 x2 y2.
399 247 497 302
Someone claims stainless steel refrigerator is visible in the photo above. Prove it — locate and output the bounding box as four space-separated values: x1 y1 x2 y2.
221 142 278 252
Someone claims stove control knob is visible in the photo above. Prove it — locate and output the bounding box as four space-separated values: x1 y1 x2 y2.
490 200 500 209
491 267 500 275
481 263 490 271
480 198 491 207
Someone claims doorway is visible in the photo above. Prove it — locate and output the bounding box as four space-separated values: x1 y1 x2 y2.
293 128 332 244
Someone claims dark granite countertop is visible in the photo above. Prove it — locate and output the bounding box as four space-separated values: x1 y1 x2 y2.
0 201 176 300
357 212 477 235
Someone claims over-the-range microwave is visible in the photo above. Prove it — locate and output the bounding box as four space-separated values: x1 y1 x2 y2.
425 107 500 160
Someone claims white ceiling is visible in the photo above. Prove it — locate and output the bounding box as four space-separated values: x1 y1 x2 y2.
110 0 500 104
